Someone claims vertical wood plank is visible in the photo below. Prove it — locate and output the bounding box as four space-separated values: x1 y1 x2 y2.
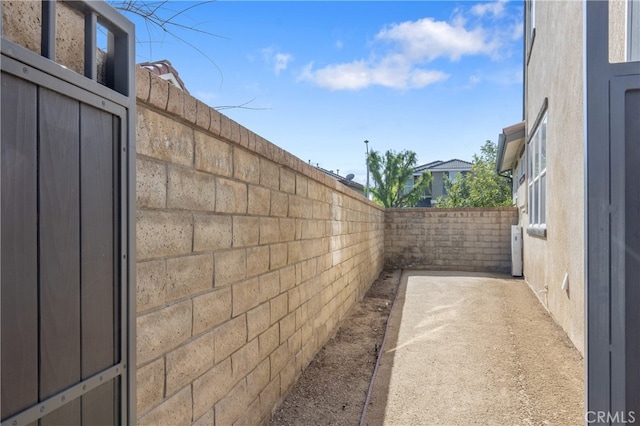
626 89 640 412
39 398 81 426
82 380 117 426
38 88 81 405
0 72 39 419
80 103 115 376
113 116 122 361
80 104 117 425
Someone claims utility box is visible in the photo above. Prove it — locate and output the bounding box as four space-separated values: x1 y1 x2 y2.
511 225 523 277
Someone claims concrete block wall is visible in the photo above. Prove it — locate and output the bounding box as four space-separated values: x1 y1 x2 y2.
1 3 575 424
384 207 518 273
1 1 86 75
135 67 385 425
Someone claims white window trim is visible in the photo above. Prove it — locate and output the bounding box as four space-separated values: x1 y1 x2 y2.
513 154 526 204
531 0 536 36
527 102 547 238
526 0 536 63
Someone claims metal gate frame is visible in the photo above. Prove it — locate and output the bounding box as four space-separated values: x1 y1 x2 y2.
0 1 136 424
585 0 640 420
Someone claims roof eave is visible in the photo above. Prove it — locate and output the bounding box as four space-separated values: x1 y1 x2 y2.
496 121 526 174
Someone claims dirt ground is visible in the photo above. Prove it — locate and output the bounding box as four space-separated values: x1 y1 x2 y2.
268 270 584 426
269 269 401 426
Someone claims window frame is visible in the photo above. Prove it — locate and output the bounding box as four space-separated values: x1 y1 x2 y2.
525 0 536 64
527 99 548 238
513 151 526 204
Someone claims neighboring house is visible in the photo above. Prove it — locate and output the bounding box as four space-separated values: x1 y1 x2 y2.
316 166 366 196
138 59 190 93
409 159 472 207
497 0 640 412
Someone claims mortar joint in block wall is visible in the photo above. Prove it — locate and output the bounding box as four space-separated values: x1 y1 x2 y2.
136 68 384 208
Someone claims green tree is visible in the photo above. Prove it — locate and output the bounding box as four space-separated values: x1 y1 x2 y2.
436 140 512 208
367 149 432 208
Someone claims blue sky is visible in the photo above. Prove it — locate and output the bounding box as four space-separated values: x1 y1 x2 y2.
125 1 523 185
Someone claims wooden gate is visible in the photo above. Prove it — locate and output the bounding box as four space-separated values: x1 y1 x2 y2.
1 1 135 425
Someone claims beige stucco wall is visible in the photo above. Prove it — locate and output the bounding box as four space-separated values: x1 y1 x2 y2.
609 0 628 63
134 68 385 425
524 0 585 354
385 208 518 273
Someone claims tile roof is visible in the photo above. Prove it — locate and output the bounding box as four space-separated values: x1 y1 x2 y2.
428 159 472 170
414 160 443 173
138 59 190 93
414 159 472 175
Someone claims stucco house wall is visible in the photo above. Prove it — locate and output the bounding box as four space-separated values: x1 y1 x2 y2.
517 0 629 356
498 0 627 360
521 0 586 354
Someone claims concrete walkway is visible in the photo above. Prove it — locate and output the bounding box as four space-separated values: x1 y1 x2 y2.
361 271 584 426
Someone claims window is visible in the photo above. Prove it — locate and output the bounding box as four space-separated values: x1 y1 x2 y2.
403 178 414 196
526 0 536 61
529 0 536 38
528 114 547 234
513 156 525 203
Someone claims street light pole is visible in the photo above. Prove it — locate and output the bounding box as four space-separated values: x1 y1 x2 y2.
364 140 370 199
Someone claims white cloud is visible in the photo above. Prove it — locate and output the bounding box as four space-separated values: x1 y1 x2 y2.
298 58 448 91
274 53 293 75
261 47 294 75
471 0 508 18
410 69 451 88
298 3 519 91
375 17 497 62
299 61 370 90
509 21 523 41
